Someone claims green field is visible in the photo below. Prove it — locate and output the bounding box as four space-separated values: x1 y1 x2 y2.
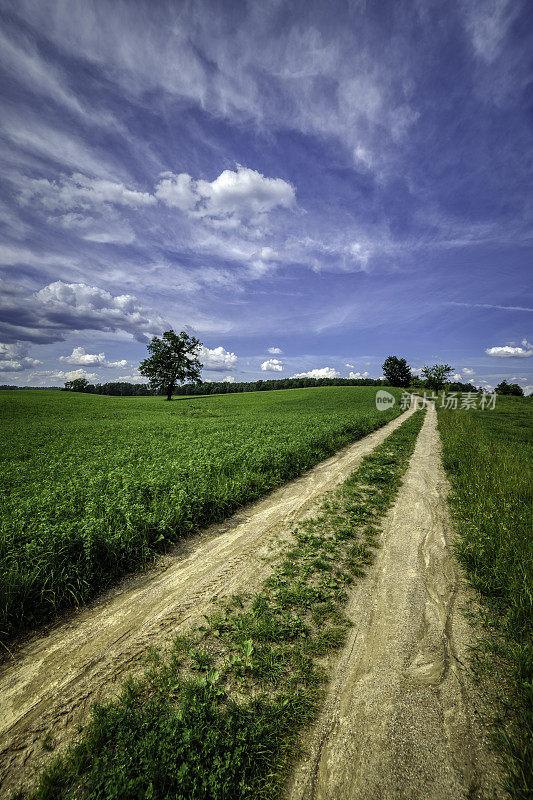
438 396 532 799
0 386 401 641
26 408 425 800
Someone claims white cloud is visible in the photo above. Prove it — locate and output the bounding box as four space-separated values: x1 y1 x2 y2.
155 166 295 226
0 279 168 344
345 363 355 369
153 172 196 212
59 346 128 368
259 247 279 262
268 347 283 355
463 0 520 63
291 367 340 379
60 346 105 365
63 368 98 381
221 375 235 383
462 367 475 375
0 358 42 372
31 368 98 381
485 339 533 358
348 370 370 379
117 373 146 382
261 358 284 372
452 373 462 381
10 1 418 172
199 345 238 371
0 341 42 371
20 172 156 211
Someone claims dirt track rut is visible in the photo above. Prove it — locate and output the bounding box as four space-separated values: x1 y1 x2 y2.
288 402 502 800
0 408 415 797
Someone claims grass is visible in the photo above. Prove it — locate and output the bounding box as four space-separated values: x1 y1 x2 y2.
16 408 425 800
0 386 402 642
438 395 532 799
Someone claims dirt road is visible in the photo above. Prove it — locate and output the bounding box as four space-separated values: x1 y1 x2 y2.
0 408 415 797
288 403 502 800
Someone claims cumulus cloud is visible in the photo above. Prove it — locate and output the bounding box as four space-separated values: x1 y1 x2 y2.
485 339 533 358
268 347 283 355
155 166 295 227
31 368 98 381
62 368 98 380
261 358 284 372
0 279 168 345
462 367 475 375
0 341 42 371
291 367 340 379
345 362 355 369
117 373 146 382
452 373 462 381
221 375 235 383
59 346 128 368
348 370 370 379
199 345 238 371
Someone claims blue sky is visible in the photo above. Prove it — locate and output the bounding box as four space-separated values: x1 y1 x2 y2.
0 0 532 391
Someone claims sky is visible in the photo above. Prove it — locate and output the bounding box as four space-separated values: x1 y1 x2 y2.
0 0 532 392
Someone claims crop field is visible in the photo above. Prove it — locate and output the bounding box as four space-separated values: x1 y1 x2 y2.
438 396 532 798
0 386 402 642
23 407 426 800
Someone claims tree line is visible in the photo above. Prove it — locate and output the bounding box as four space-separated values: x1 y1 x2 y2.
58 332 525 398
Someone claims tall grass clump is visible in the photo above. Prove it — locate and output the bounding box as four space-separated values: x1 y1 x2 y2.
0 387 402 642
438 396 532 799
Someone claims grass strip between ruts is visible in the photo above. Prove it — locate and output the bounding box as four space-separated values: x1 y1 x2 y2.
20 408 426 800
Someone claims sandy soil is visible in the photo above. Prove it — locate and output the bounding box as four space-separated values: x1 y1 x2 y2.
0 407 416 797
287 403 503 800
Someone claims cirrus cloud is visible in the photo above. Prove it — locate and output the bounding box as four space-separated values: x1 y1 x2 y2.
20 173 156 211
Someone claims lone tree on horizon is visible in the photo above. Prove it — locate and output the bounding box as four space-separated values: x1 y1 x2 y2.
421 363 454 392
381 356 412 388
139 330 203 400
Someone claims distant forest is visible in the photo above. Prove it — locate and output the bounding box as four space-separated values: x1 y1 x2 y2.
1 376 479 395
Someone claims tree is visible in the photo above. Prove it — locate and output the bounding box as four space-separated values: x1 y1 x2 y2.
495 380 524 396
64 378 89 392
421 364 454 392
381 356 412 388
139 330 203 401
